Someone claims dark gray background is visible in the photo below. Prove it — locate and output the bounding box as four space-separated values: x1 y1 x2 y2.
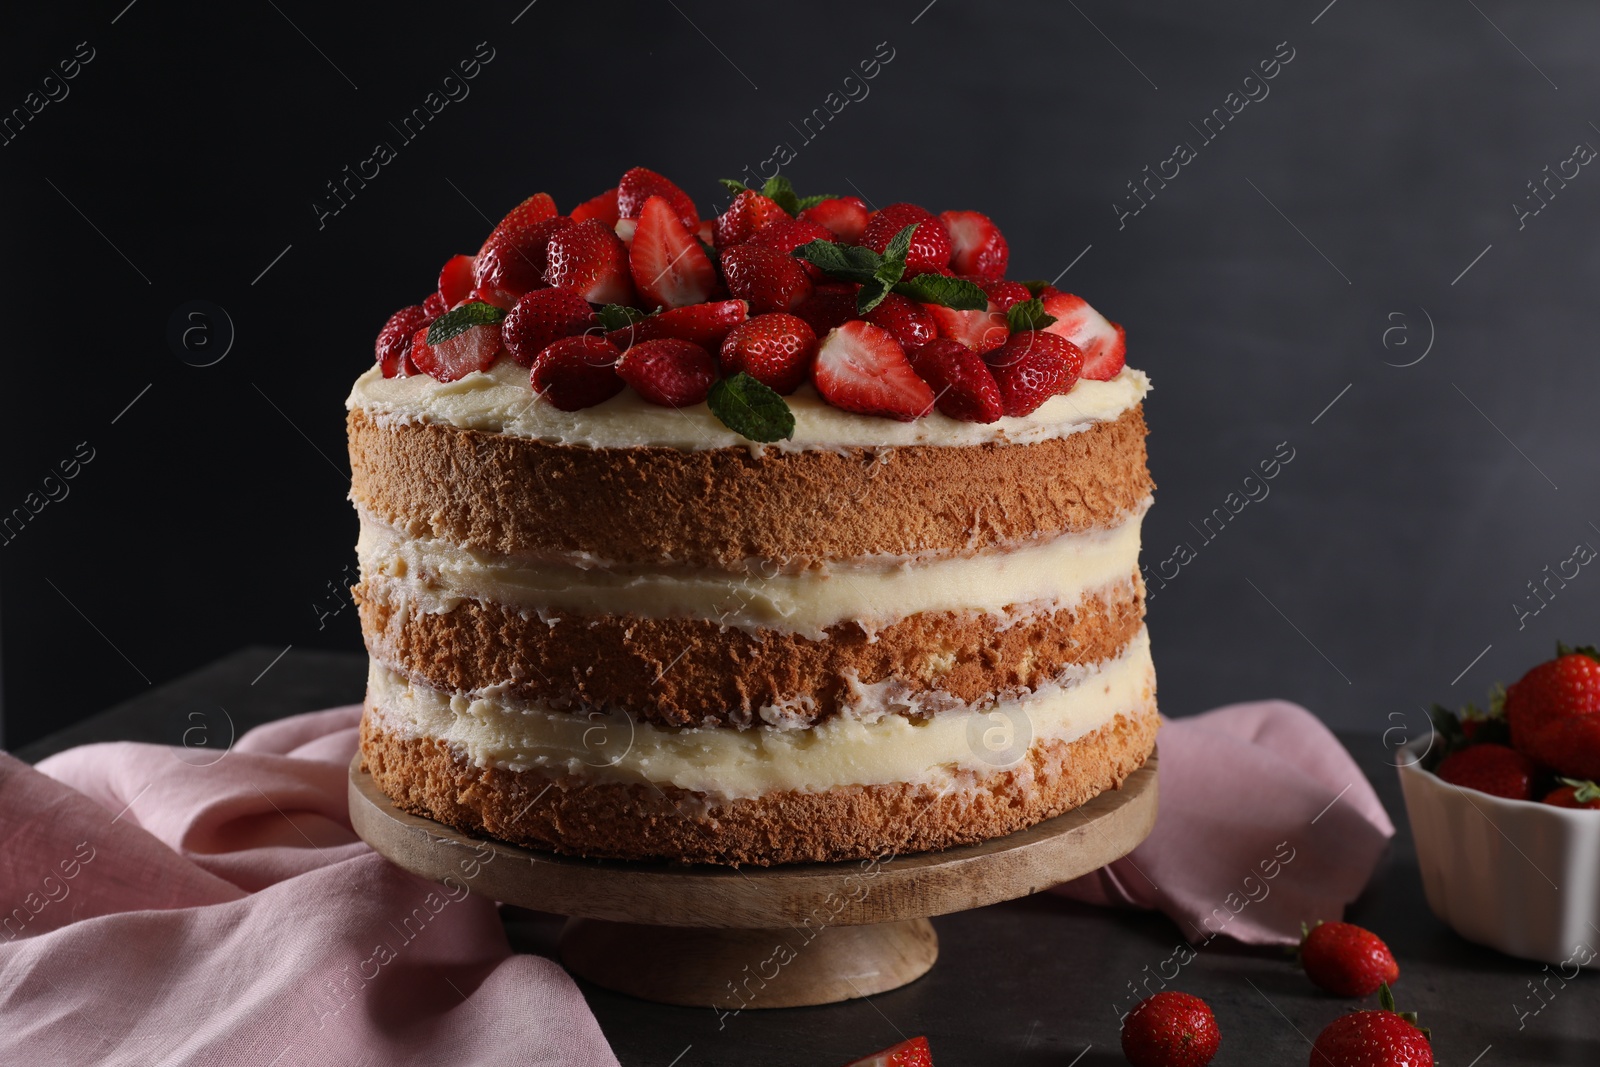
1 0 1596 749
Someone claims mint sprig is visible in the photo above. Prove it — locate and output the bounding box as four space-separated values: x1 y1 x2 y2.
717 176 838 217
707 372 794 443
795 225 987 315
1005 297 1058 333
426 301 506 344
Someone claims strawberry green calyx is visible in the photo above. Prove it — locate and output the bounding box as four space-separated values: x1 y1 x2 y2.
1556 640 1600 663
426 301 506 344
1558 777 1600 803
1378 983 1432 1040
795 226 986 315
1005 296 1058 333
718 175 836 216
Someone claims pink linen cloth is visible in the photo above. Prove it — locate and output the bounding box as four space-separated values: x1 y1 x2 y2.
0 706 618 1067
1055 700 1396 945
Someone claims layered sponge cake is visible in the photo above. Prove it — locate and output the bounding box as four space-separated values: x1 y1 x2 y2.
351 168 1156 865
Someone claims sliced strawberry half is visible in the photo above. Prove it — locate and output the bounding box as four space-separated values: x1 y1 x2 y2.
608 300 748 350
502 288 597 367
842 1035 933 1067
630 195 717 309
530 335 623 410
866 292 937 348
617 166 699 228
1041 291 1125 380
799 196 869 243
719 312 818 394
940 210 1008 281
861 203 951 277
908 338 1004 423
926 302 1008 354
714 189 789 249
569 187 619 227
480 192 558 254
438 254 477 307
813 320 935 420
411 322 503 383
474 216 573 306
616 338 718 407
544 219 634 305
720 243 814 313
985 331 1082 416
376 305 432 378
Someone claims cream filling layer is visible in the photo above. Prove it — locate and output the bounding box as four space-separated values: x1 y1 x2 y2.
366 626 1154 798
347 360 1149 455
356 503 1148 637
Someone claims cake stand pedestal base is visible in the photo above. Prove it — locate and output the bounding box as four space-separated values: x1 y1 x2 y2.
348 748 1157 1008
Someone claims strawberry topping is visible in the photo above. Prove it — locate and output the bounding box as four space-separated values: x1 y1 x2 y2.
437 254 477 308
939 210 1009 281
474 216 573 306
411 321 503 383
798 196 870 243
617 166 699 228
376 305 433 378
721 243 814 314
1042 291 1126 380
714 189 789 249
865 292 937 348
502 288 598 368
480 192 558 254
907 339 1004 423
608 300 748 350
543 219 633 305
985 331 1081 417
569 187 619 227
719 313 818 395
861 203 951 277
616 338 718 407
813 321 934 420
530 335 623 410
629 195 717 309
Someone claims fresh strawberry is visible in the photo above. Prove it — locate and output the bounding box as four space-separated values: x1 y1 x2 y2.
543 219 634 305
570 187 619 227
840 1035 932 1067
1309 986 1432 1067
1506 648 1600 779
422 291 447 319
474 216 573 306
1041 291 1126 380
438 254 477 307
940 210 1009 280
502 288 597 367
927 302 1009 354
609 300 748 350
985 331 1082 417
628 196 717 310
719 313 817 394
1542 777 1600 808
749 217 835 279
714 189 789 249
794 283 859 336
907 339 1004 423
375 305 432 378
1435 742 1537 801
1300 921 1400 998
800 196 869 243
813 320 935 420
411 321 502 383
974 277 1032 311
617 166 698 228
1120 991 1220 1067
720 243 814 313
616 338 717 407
861 203 951 277
866 293 937 348
529 335 623 410
480 192 558 253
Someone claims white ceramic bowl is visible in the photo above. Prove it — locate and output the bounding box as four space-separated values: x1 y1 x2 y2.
1397 737 1600 968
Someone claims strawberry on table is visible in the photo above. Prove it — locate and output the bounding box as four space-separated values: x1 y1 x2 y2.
530 335 623 410
1042 291 1126 380
1120 991 1220 1067
985 331 1082 417
608 300 748 350
629 195 718 309
375 305 432 378
860 203 951 277
543 219 634 305
714 188 789 249
908 339 1004 424
1505 645 1600 779
939 209 1008 280
721 243 814 313
840 1035 932 1067
719 312 818 394
799 195 870 243
865 292 937 348
616 338 718 407
1299 921 1400 998
437 254 477 308
1309 985 1433 1067
502 288 597 367
813 320 935 420
569 187 619 227
1542 777 1600 808
1435 742 1537 801
617 166 699 228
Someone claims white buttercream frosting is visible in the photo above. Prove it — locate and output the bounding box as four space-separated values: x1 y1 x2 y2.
366 627 1154 798
347 359 1149 453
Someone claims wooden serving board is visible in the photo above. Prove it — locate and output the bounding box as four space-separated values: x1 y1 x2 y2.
348 750 1157 1007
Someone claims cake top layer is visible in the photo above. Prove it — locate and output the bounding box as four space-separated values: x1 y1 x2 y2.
368 166 1140 445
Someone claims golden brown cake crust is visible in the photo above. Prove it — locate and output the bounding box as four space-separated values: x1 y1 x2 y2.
347 404 1152 570
358 702 1160 866
356 575 1145 727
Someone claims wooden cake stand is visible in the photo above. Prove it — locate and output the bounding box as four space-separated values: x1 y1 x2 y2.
348 750 1158 1008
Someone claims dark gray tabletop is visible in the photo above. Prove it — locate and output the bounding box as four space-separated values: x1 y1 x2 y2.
15 647 1598 1065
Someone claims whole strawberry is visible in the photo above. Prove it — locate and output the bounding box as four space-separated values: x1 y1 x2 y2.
616 338 717 407
1542 777 1600 808
1435 742 1536 801
1505 645 1600 779
720 313 817 395
1308 985 1432 1067
1300 921 1400 997
375 304 433 378
1121 991 1220 1067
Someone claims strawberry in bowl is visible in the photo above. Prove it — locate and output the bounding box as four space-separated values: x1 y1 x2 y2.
1397 642 1600 968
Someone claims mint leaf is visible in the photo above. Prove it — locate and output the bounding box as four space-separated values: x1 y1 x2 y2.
1020 279 1052 297
1006 297 1058 333
718 178 751 197
856 276 894 315
597 304 648 332
883 223 917 265
795 193 836 212
707 373 794 443
761 175 800 215
426 302 505 344
795 239 882 283
893 273 987 311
